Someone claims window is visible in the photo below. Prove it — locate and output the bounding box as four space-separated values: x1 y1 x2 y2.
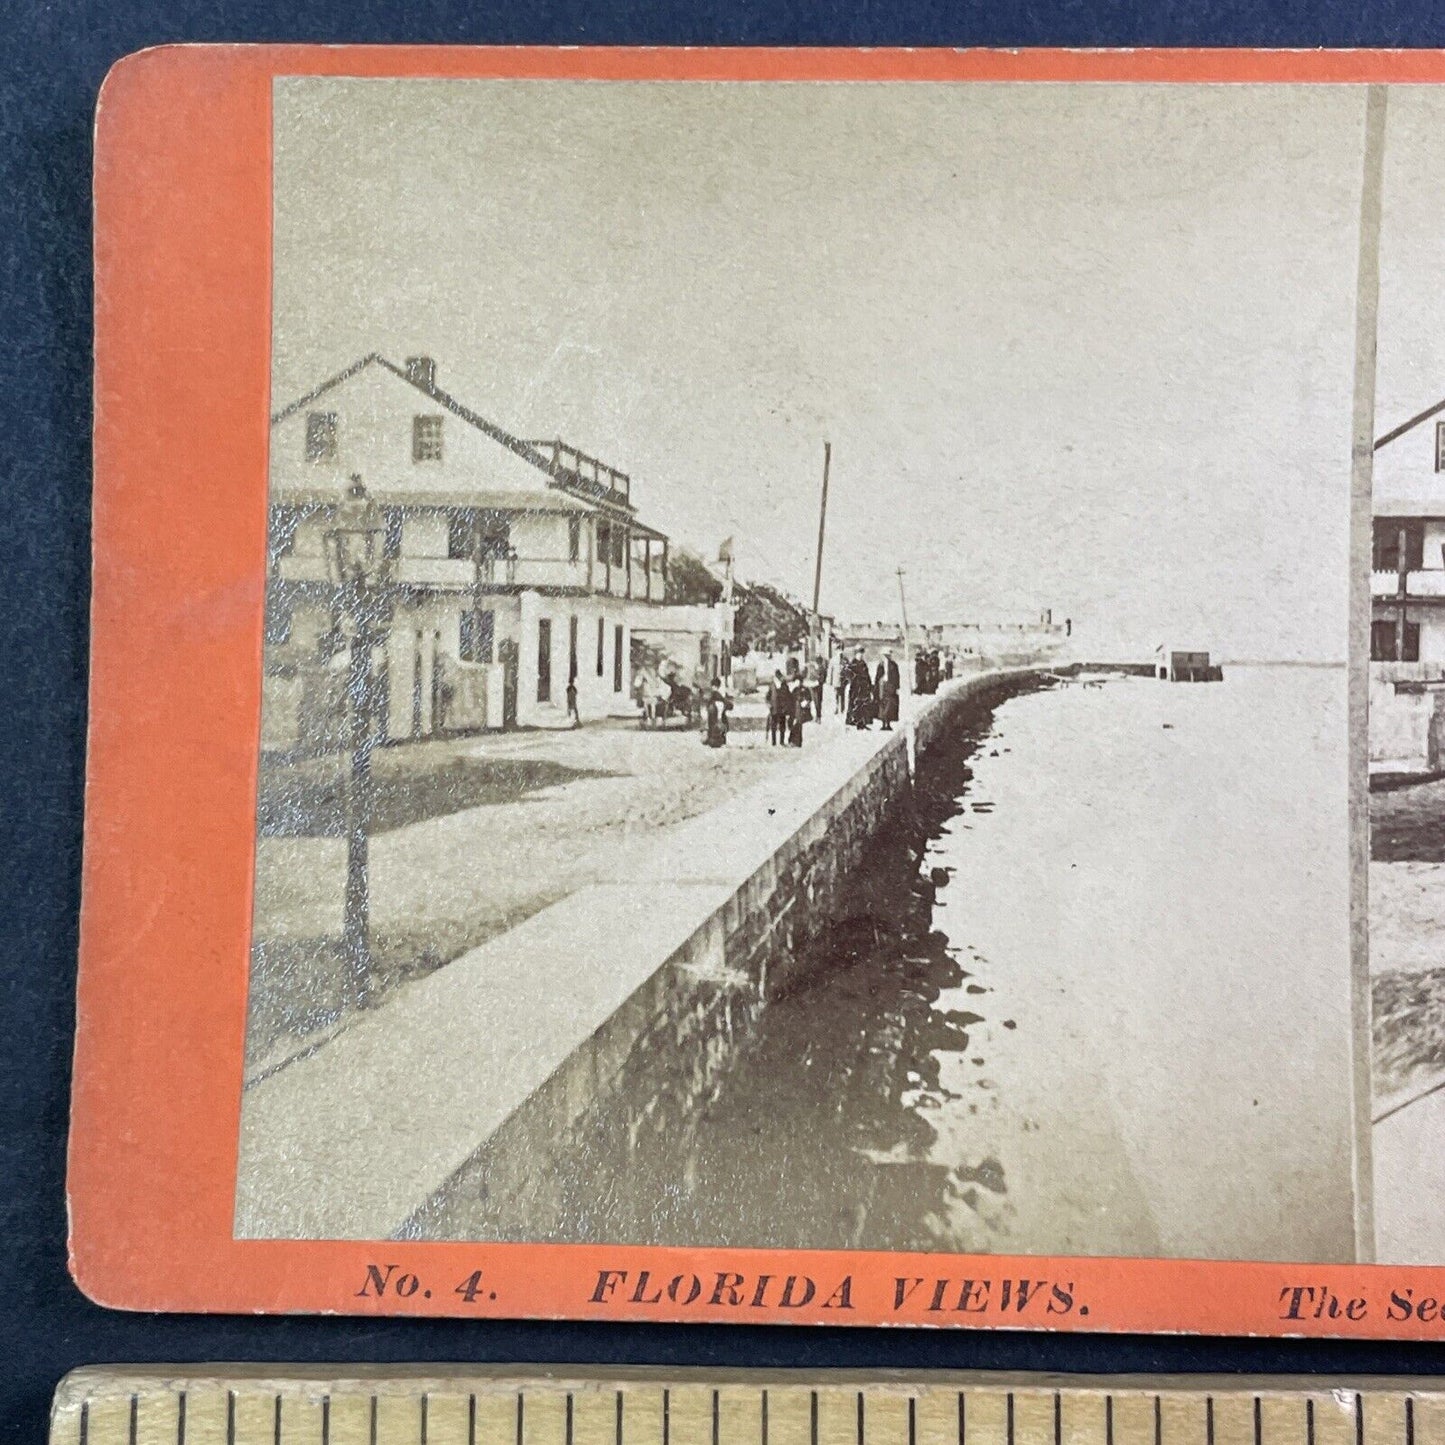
612 526 626 569
460 609 495 664
1372 618 1421 662
267 506 301 569
613 623 624 692
1436 420 1445 473
596 616 606 677
305 412 337 462
413 414 443 462
568 514 581 562
537 618 553 703
1373 519 1426 573
448 510 476 560
597 519 611 570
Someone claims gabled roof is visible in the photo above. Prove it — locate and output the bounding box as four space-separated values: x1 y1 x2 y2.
1376 396 1445 452
271 354 637 515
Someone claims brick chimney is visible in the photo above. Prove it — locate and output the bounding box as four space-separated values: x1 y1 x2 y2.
404 355 436 390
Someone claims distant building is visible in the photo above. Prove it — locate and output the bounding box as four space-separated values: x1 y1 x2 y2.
831 613 1069 673
262 353 721 748
1371 400 1445 765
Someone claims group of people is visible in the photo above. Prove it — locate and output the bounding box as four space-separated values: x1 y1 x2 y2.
913 647 951 696
765 665 819 747
691 643 956 752
839 647 902 732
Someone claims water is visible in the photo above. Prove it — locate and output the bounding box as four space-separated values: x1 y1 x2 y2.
518 668 1361 1261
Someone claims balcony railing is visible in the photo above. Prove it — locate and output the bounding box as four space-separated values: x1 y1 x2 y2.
1371 568 1445 599
275 550 667 597
275 554 332 584
394 558 477 589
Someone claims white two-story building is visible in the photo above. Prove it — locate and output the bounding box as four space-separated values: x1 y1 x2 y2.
1370 400 1445 764
262 354 727 751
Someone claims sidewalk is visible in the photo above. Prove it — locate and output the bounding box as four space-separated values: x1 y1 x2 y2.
235 678 983 1239
247 705 854 1072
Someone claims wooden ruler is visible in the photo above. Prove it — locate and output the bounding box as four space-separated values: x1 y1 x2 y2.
47 1370 1445 1445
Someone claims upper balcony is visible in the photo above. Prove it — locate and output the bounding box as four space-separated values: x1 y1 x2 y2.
276 554 477 589
275 549 670 599
1371 568 1445 600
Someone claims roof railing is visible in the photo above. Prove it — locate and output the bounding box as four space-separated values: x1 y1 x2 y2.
525 438 632 503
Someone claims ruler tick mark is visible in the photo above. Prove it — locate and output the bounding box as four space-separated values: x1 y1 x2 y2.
958 1392 966 1445
1407 1398 1415 1445
762 1389 769 1445
274 1394 282 1445
567 1395 574 1445
517 1394 524 1445
1154 1397 1162 1445
372 1396 379 1445
1208 1397 1215 1445
1054 1393 1062 1445
615 1392 623 1445
1356 1395 1364 1445
663 1390 670 1445
422 1394 430 1445
130 1395 138 1445
323 1398 331 1445
469 1396 477 1445
713 1390 720 1445
1106 1396 1114 1445
909 1397 917 1445
1306 1400 1315 1445
1255 1397 1263 1445
178 1392 187 1445
80 1401 89 1445
858 1393 866 1445
1008 1394 1016 1445
226 1392 235 1445
811 1392 819 1445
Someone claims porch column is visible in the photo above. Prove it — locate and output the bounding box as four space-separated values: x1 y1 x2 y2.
644 537 652 600
1398 523 1410 660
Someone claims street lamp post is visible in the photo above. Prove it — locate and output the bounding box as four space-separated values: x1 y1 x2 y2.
323 475 391 1012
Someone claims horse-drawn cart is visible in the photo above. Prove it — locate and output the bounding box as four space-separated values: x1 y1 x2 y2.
638 677 698 729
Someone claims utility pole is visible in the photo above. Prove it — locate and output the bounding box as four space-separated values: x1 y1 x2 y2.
896 565 912 692
812 442 831 656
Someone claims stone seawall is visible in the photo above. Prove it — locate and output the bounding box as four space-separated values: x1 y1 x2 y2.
408 667 1039 1241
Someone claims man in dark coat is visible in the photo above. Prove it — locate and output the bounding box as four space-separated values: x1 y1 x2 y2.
875 649 901 730
845 648 874 730
766 669 788 746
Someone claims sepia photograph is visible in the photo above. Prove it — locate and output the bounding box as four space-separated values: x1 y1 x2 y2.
226 75 1439 1267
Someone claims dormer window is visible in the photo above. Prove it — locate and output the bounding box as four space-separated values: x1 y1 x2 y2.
305 411 337 462
413 414 443 462
1435 419 1445 473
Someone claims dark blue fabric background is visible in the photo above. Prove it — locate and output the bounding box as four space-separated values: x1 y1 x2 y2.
3 4 1444 1443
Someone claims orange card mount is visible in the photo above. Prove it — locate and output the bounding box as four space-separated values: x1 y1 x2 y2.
73 44 1445 1333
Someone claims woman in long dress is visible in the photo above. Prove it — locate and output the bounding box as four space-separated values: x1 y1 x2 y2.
702 682 730 748
845 649 874 730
